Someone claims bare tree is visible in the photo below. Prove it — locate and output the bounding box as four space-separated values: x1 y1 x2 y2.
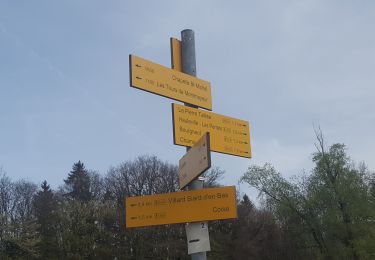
203 167 225 188
0 170 12 243
11 180 38 223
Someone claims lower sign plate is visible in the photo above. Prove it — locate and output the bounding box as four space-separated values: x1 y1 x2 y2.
125 186 237 228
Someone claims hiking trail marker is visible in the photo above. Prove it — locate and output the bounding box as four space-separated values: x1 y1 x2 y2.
125 186 237 228
127 30 252 259
129 55 212 110
172 103 251 158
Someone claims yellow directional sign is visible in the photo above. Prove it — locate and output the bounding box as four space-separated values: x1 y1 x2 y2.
130 55 212 110
179 133 211 189
170 38 182 72
125 186 237 228
172 103 251 158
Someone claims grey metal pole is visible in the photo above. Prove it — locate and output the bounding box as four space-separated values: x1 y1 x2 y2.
181 29 197 78
181 29 208 260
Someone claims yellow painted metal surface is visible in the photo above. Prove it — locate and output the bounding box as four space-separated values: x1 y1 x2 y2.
130 55 212 110
179 133 211 189
172 103 251 158
170 38 182 72
125 186 237 228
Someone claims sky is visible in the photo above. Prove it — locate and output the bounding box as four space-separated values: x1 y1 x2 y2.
1 1 374 201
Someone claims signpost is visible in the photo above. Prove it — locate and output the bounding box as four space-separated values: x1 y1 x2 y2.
125 186 237 228
129 55 212 110
178 133 211 189
172 103 251 158
179 30 210 260
127 29 252 260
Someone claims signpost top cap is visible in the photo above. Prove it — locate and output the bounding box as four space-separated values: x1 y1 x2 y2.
182 29 194 34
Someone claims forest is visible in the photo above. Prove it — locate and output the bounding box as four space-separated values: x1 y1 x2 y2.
1 135 374 259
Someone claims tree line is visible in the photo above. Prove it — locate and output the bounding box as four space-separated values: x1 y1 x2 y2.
1 137 374 259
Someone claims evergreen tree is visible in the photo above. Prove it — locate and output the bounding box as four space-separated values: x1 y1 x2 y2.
64 161 92 202
34 181 58 259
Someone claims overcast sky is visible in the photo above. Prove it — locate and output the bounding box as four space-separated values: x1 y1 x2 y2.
1 1 374 200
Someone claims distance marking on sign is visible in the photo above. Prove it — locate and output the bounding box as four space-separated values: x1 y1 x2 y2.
129 55 212 110
179 132 211 189
172 103 251 158
125 186 237 228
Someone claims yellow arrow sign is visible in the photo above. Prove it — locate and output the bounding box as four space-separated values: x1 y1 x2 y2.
125 186 237 228
130 55 212 110
172 103 251 158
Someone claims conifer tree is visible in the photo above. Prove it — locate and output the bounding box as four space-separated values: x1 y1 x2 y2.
64 161 92 202
34 180 58 258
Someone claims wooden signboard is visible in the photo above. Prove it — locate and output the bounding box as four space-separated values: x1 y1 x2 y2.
179 133 211 189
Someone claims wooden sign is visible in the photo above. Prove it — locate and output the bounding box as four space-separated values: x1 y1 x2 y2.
179 133 211 189
172 103 251 158
125 186 237 228
129 55 212 110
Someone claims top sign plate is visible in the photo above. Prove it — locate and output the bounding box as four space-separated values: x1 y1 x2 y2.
129 55 212 110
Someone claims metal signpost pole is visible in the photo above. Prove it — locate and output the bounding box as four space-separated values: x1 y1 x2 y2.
181 29 208 260
129 29 247 260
